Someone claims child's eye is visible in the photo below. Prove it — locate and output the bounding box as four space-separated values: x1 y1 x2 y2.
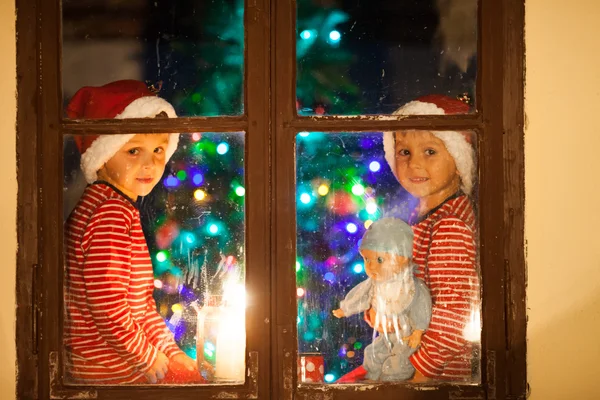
154 147 165 154
425 148 437 156
377 257 384 263
128 148 140 155
397 149 410 156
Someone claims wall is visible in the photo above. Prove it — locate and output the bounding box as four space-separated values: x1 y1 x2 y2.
1 0 600 399
525 0 600 398
0 0 16 397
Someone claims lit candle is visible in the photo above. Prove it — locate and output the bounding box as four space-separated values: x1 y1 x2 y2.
215 307 246 382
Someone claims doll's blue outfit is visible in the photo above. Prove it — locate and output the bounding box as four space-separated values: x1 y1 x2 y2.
339 273 432 381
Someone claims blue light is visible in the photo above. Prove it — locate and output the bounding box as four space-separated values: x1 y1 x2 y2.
300 30 312 40
216 142 229 155
164 175 179 188
353 263 364 274
329 30 341 42
300 193 312 204
192 173 204 186
298 131 310 137
346 223 358 233
324 272 335 283
185 233 196 244
324 374 336 383
369 161 381 172
208 224 219 235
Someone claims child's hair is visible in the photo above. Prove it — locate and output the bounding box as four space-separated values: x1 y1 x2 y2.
382 95 476 195
359 218 413 258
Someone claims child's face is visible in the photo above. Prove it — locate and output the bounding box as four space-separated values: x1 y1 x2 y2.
97 134 169 200
360 248 409 281
393 130 460 200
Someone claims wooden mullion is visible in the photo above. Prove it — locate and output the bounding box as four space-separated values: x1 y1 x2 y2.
271 0 297 399
16 0 40 398
62 116 248 135
502 0 527 398
288 114 483 133
478 0 508 398
38 0 64 398
245 0 272 398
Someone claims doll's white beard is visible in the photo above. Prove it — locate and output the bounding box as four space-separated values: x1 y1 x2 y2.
373 267 416 316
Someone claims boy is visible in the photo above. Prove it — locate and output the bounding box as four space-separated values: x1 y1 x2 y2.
339 95 479 383
64 80 200 384
381 94 480 381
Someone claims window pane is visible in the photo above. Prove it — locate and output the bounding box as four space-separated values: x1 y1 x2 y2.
296 0 477 115
63 132 246 385
63 0 244 117
295 130 481 384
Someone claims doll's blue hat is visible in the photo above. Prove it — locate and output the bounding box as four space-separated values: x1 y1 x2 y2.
359 217 413 258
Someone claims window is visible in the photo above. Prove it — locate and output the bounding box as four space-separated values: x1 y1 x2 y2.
16 0 526 399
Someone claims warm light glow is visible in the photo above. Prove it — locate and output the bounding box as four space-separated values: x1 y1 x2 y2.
194 189 207 201
463 307 481 342
317 184 330 196
297 288 305 297
171 303 184 313
364 220 373 229
154 279 163 289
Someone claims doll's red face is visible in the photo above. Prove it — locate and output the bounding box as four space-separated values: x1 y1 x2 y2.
393 130 460 202
97 134 169 201
360 248 409 281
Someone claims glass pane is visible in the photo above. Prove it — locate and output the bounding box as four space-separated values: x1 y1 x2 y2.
63 132 246 385
296 0 477 115
63 0 244 117
295 130 481 384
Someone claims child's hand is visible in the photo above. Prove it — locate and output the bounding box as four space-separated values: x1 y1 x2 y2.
332 309 345 318
145 351 169 383
403 330 424 349
411 369 430 383
170 353 198 371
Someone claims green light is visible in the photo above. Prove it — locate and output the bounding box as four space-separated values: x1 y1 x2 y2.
191 93 202 103
351 184 365 196
208 224 219 234
353 341 363 350
176 170 187 181
296 261 301 272
235 186 246 196
156 251 168 263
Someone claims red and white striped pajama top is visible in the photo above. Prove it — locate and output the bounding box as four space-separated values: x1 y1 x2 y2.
408 193 480 380
64 182 182 384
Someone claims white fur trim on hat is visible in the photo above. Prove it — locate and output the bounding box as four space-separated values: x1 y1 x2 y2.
80 96 179 183
382 100 476 194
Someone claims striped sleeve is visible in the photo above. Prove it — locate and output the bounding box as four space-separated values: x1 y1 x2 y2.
81 200 158 371
410 216 479 377
141 297 184 358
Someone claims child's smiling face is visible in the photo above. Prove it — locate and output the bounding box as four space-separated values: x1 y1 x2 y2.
360 248 409 281
97 134 170 201
393 130 460 202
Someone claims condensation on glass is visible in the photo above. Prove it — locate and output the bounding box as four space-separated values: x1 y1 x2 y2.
62 0 244 117
296 0 477 115
295 130 481 384
63 132 246 385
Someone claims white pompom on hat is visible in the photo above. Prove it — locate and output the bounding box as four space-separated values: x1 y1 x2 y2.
382 94 476 194
66 80 180 184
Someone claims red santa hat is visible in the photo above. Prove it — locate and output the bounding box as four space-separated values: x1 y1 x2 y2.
382 94 476 195
66 80 179 183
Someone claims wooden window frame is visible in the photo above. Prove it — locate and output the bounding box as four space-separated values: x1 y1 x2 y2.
15 0 526 399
